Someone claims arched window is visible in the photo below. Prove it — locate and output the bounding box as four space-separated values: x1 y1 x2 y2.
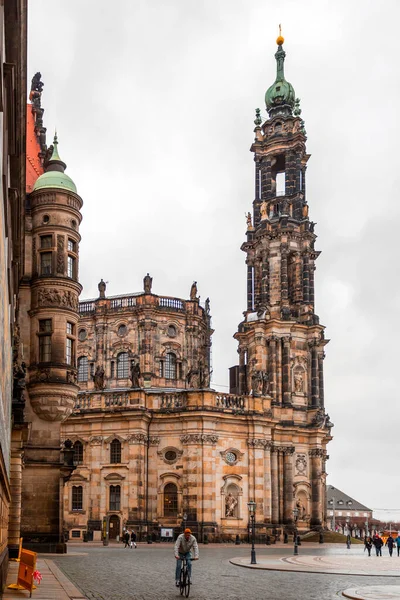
109 485 121 511
164 482 178 516
72 486 83 511
77 356 88 382
110 439 121 464
73 441 83 465
117 352 129 378
164 352 177 379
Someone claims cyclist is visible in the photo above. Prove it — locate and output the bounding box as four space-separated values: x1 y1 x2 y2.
174 528 199 587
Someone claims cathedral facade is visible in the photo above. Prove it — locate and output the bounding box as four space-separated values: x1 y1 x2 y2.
60 34 332 543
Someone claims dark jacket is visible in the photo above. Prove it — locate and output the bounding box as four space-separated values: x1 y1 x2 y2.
386 536 394 548
131 531 137 542
364 537 372 549
124 531 130 542
373 536 383 548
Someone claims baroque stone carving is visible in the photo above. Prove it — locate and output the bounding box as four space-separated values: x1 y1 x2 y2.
89 436 103 446
180 434 219 445
220 448 243 465
247 438 272 449
294 371 304 393
311 409 334 429
57 235 65 274
130 359 141 388
149 436 161 446
29 391 75 422
37 288 78 311
295 454 307 475
127 433 148 445
225 493 238 517
309 448 325 458
93 365 105 390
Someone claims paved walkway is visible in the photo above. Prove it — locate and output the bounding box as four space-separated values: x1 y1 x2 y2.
230 552 400 577
342 586 400 599
4 558 86 600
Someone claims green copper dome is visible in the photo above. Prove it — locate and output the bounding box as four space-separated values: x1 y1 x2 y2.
265 42 295 117
33 133 77 194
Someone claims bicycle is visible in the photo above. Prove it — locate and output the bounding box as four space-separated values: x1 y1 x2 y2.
179 556 191 598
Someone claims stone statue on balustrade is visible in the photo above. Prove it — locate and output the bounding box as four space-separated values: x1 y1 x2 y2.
98 279 106 299
251 370 263 396
143 273 153 294
130 360 141 388
93 365 105 390
190 281 198 301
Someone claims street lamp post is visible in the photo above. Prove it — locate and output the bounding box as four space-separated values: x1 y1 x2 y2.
293 506 299 556
247 501 257 565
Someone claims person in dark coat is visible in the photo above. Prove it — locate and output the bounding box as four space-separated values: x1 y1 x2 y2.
124 530 130 548
373 534 383 556
130 530 137 549
364 536 372 556
386 535 395 557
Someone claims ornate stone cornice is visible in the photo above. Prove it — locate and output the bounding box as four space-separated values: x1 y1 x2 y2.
309 448 326 458
281 446 295 455
149 436 161 446
180 434 219 445
127 433 148 445
247 438 272 449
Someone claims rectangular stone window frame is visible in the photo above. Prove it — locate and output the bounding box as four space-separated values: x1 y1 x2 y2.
40 251 52 276
72 485 83 511
67 254 76 279
109 485 121 511
38 318 53 363
67 238 76 253
66 321 75 366
40 234 53 249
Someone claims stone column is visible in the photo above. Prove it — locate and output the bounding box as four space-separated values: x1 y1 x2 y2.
280 245 289 307
282 337 291 406
310 342 319 408
302 253 310 304
247 262 253 311
261 251 269 307
8 433 24 555
180 434 201 526
309 448 323 528
278 450 284 524
248 439 267 522
318 352 325 409
309 262 315 309
270 446 279 524
276 338 282 405
264 442 272 523
201 434 218 535
238 348 246 395
283 447 295 524
269 337 277 403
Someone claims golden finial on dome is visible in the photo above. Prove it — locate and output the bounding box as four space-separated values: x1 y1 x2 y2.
276 24 284 46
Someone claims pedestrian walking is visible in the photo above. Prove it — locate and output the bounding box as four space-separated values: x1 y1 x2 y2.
372 534 383 557
386 535 395 557
394 534 400 557
130 530 137 549
364 536 372 557
123 530 130 548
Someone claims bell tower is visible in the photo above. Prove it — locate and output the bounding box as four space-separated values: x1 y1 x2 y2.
232 32 328 417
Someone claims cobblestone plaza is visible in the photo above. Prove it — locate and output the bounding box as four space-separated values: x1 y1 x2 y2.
50 544 400 600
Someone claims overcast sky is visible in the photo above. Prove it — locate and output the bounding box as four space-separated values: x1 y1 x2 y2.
28 0 400 520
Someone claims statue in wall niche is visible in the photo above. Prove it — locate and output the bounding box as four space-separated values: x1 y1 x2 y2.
260 200 268 221
143 273 153 294
225 493 238 517
246 212 252 229
302 203 309 218
186 368 200 389
294 371 304 393
205 297 210 315
130 360 141 388
261 371 269 396
93 365 105 390
251 371 263 396
296 499 306 520
190 281 198 301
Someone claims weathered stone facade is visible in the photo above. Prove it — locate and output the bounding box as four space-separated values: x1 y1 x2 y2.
60 37 332 543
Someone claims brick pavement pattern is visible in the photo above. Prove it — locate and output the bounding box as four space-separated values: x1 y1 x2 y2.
52 544 400 600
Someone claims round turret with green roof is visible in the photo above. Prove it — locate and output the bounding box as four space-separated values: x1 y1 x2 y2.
265 33 296 117
33 133 77 194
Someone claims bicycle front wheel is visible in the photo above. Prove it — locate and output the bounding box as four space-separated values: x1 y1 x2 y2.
179 570 185 596
185 575 190 598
